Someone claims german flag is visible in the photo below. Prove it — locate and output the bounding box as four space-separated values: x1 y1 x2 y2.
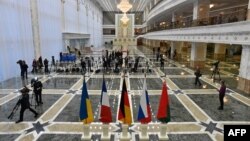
118 78 132 125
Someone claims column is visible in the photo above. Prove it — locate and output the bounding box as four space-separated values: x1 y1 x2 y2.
193 0 210 25
30 0 41 59
214 44 227 61
61 0 65 30
150 40 154 48
172 12 176 28
247 0 250 20
190 42 207 68
238 46 250 94
171 41 182 59
75 39 81 50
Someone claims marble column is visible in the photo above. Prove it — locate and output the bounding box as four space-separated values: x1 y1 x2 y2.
190 42 207 68
193 0 210 25
237 46 250 94
30 0 41 59
170 41 182 59
75 39 81 50
214 44 227 61
247 0 250 20
154 40 160 48
172 12 176 28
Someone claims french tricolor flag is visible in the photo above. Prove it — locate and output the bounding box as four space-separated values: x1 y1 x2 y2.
137 77 152 124
99 77 112 123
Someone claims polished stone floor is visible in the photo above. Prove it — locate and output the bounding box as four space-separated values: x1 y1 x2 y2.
0 46 249 141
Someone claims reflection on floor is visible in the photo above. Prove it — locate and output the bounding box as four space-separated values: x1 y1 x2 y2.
0 46 249 141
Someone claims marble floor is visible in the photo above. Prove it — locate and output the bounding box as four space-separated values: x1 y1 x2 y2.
0 46 249 141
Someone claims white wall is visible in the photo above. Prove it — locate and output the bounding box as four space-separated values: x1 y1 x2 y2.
38 0 63 61
0 0 34 81
0 0 103 81
63 0 103 48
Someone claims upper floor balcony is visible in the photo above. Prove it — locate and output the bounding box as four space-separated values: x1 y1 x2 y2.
144 7 247 33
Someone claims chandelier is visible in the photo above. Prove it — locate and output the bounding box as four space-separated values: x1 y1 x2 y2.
117 0 132 13
120 13 129 24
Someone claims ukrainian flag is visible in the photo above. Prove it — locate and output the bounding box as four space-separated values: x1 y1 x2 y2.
80 78 94 124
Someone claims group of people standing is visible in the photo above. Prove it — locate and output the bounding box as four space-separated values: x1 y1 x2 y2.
17 56 55 79
31 56 55 74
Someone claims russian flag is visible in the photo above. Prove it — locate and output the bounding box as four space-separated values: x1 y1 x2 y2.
157 81 171 123
79 78 94 124
99 77 112 123
137 77 152 123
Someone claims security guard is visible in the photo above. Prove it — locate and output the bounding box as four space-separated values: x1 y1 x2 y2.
32 77 43 105
16 86 38 123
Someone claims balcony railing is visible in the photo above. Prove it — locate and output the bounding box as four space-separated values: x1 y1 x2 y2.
142 8 247 34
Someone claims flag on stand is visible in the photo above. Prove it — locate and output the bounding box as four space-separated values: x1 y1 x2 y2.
137 77 152 123
157 81 171 123
79 78 94 124
99 77 112 123
118 78 132 125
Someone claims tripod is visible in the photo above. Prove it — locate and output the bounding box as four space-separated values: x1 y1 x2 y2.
30 92 38 109
8 99 21 119
211 68 221 82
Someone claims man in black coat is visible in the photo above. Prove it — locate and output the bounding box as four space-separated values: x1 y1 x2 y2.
17 60 23 77
194 66 202 86
22 61 28 79
80 58 86 73
16 86 38 123
32 77 43 105
44 58 49 74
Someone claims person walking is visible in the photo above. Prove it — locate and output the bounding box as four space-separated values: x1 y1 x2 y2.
16 86 38 123
217 80 226 110
194 66 202 86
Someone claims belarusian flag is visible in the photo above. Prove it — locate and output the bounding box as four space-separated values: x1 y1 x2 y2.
157 81 170 123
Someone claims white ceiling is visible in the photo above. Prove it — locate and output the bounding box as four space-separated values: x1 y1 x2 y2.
95 0 150 12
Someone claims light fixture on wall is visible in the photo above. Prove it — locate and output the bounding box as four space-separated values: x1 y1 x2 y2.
117 0 132 13
120 13 129 24
209 4 214 8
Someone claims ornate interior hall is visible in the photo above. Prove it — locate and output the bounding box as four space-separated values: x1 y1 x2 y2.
0 0 250 141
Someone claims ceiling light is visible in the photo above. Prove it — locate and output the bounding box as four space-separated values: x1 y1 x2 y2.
117 0 132 13
209 4 214 8
120 13 129 24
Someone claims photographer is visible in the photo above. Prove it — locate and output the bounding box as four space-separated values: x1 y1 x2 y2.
31 77 43 106
211 60 221 81
16 86 38 123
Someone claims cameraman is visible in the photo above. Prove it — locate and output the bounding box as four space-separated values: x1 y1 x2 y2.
211 60 221 80
31 77 43 105
16 86 38 123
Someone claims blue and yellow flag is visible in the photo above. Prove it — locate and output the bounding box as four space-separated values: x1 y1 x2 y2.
80 78 94 124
